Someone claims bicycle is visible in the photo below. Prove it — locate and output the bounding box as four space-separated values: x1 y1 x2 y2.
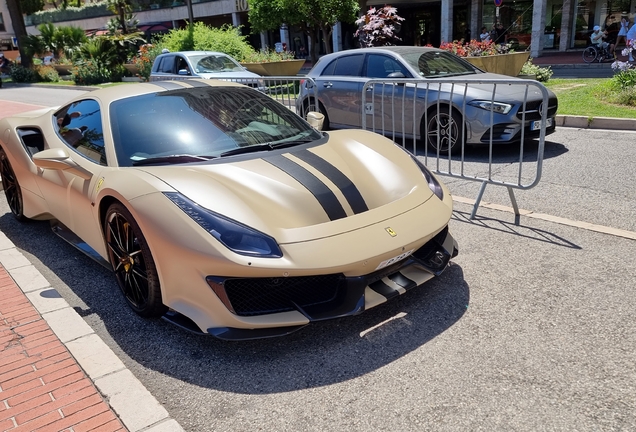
582 44 615 63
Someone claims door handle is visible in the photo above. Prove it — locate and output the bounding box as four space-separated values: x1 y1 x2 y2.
323 82 333 88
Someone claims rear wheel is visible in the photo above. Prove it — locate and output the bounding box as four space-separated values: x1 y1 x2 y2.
0 149 25 221
104 203 167 317
423 108 463 155
582 46 597 63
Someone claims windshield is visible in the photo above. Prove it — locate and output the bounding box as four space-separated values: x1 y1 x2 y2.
109 86 322 167
190 54 243 73
401 51 479 78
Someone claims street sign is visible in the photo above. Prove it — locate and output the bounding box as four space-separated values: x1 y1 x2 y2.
494 0 503 6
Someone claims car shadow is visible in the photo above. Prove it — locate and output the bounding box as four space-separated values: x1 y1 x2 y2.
0 211 469 394
411 139 568 163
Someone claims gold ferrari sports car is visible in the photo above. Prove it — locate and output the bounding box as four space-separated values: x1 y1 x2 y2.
0 80 458 340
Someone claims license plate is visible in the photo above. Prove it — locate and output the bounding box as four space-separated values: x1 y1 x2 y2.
375 249 414 271
531 117 553 131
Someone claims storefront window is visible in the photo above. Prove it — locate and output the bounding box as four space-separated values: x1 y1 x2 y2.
483 0 564 49
573 0 632 47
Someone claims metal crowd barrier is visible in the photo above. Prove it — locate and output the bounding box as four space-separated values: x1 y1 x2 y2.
361 77 553 224
222 77 317 117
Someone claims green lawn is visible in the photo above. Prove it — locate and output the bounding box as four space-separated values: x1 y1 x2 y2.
544 78 636 119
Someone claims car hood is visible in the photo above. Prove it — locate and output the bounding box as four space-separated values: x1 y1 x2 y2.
137 130 435 240
418 72 556 102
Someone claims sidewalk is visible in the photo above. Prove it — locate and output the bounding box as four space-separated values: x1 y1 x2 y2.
0 229 183 432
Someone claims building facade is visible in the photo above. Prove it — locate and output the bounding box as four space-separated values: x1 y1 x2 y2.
0 0 634 60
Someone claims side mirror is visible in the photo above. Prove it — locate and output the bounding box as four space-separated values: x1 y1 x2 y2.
33 148 92 180
178 69 190 76
306 111 325 131
387 71 406 78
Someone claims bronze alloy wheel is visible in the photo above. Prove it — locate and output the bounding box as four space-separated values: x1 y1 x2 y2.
105 202 167 317
0 149 25 221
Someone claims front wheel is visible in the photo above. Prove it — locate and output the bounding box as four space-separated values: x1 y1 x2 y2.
423 109 463 155
582 46 597 63
0 149 25 221
104 203 167 318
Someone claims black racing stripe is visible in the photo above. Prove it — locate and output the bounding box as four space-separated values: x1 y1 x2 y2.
388 272 417 291
292 149 368 214
264 155 347 221
369 280 399 300
183 79 210 88
149 81 184 90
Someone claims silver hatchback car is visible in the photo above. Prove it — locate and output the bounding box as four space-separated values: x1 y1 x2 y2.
296 46 558 153
150 50 261 82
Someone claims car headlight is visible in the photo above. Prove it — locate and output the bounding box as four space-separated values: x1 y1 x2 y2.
164 192 283 258
395 145 444 200
468 100 513 115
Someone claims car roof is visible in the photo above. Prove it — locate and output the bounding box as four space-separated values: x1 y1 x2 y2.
159 51 231 57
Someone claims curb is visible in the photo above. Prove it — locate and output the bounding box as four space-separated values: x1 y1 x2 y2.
555 114 636 131
0 231 184 432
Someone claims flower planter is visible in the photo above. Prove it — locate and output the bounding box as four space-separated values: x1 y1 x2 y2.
464 52 531 77
240 59 306 76
54 65 74 76
124 64 140 76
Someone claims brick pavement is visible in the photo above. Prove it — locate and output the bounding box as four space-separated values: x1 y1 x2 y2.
0 265 126 432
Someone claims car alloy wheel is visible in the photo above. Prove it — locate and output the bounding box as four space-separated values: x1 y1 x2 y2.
425 109 462 154
0 149 25 221
104 203 167 317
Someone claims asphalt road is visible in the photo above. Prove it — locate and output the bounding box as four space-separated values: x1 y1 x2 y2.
1 87 635 431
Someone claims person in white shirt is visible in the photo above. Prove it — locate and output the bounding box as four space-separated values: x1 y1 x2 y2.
590 25 614 58
479 26 491 43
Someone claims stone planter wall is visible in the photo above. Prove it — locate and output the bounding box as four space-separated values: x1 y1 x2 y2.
240 59 305 76
464 52 531 77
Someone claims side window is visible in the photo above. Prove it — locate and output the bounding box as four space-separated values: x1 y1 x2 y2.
54 99 107 166
321 59 337 76
333 54 364 76
159 55 175 73
366 55 407 78
176 56 190 74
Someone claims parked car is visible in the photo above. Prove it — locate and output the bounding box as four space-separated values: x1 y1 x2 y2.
296 46 558 153
149 50 261 82
0 80 457 340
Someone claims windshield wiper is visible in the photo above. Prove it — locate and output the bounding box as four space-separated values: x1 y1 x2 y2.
132 154 215 166
220 139 315 157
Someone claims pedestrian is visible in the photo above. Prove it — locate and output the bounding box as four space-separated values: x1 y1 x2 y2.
626 21 636 60
480 26 491 43
616 16 630 49
494 22 508 44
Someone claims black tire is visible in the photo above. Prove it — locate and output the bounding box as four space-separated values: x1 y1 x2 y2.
104 202 167 318
303 98 330 130
582 46 597 63
423 108 463 155
0 149 25 221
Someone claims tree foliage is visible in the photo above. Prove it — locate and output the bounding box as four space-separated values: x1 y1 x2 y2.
19 0 45 15
355 5 404 47
247 0 358 57
158 22 255 61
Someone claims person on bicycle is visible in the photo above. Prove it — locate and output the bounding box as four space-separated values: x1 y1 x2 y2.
590 25 615 58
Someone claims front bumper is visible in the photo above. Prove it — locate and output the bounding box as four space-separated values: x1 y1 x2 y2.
199 226 458 340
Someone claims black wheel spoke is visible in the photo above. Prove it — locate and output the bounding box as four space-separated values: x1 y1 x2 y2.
104 203 166 318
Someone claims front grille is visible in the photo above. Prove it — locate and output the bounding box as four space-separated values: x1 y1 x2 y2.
224 274 345 317
516 97 558 121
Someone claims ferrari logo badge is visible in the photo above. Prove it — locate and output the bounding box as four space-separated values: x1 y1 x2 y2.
385 227 397 237
95 177 104 193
